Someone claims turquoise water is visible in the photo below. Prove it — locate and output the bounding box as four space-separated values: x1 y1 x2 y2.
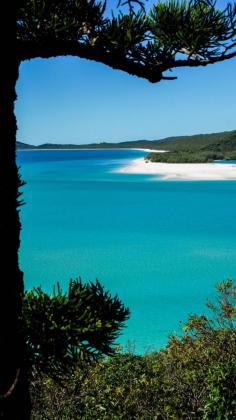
17 149 236 352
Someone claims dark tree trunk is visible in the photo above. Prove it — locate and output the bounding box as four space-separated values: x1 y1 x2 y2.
0 6 30 420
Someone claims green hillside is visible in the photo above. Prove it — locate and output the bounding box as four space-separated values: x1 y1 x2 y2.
149 130 236 152
146 130 236 163
16 130 236 160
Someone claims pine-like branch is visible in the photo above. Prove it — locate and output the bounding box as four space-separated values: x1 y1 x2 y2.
17 0 236 82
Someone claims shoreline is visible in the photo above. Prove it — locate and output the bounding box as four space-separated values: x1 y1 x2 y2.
17 147 165 152
116 157 236 181
130 148 167 153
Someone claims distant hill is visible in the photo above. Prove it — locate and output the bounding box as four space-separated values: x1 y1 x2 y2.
146 130 236 163
149 130 236 152
16 140 157 150
16 130 236 153
16 141 36 149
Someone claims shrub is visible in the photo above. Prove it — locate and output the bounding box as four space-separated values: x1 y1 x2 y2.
23 278 130 377
30 280 236 419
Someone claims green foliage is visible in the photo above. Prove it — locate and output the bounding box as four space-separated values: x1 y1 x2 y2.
146 130 236 163
149 0 230 54
23 279 130 377
100 9 147 52
146 150 225 163
147 130 236 152
17 0 236 82
30 280 236 419
226 151 236 160
203 361 236 419
17 0 106 42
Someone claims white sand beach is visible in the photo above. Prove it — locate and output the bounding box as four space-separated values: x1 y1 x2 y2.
131 148 167 153
116 157 236 180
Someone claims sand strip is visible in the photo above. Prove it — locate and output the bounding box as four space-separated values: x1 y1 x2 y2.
116 158 236 180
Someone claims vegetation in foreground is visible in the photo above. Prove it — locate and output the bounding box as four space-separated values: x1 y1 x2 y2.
23 279 130 378
28 279 236 419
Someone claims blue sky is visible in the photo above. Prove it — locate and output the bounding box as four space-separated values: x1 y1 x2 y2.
15 1 236 145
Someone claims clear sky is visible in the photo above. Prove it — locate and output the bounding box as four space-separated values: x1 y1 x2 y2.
15 0 236 146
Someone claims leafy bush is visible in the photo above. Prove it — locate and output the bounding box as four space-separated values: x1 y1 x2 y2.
30 279 236 419
203 360 236 419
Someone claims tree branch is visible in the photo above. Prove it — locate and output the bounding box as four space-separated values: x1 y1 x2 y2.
18 40 169 83
18 38 236 83
168 50 236 70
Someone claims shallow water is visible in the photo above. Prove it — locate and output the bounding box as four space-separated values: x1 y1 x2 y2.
17 149 236 352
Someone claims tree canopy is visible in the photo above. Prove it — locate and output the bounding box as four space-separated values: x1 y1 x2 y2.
17 0 236 82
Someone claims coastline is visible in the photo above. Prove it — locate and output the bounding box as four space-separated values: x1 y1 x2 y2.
130 148 167 153
116 157 236 180
17 147 166 152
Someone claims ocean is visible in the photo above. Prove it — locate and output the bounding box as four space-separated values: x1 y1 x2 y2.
17 149 236 352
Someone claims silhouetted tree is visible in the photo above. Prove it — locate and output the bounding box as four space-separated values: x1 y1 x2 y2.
1 0 236 417
23 279 130 377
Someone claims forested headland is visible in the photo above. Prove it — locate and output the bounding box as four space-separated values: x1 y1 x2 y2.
145 130 236 163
